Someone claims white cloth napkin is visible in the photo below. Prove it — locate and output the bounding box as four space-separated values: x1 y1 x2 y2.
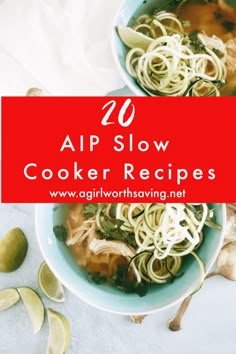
0 0 124 96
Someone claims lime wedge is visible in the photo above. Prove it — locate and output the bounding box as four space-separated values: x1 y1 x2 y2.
47 308 71 354
0 227 28 272
117 26 153 50
38 261 65 303
17 287 44 334
0 288 20 312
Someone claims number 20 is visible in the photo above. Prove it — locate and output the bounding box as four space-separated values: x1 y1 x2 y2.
101 98 135 127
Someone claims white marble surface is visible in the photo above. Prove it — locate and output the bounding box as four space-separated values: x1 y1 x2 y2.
1 1 236 353
0 0 123 97
1 203 236 354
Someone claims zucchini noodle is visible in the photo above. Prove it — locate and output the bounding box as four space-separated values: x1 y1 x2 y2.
64 203 219 295
124 11 227 96
117 203 208 283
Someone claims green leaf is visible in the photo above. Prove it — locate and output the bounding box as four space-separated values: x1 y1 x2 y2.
112 264 148 296
189 30 205 53
109 204 117 218
189 30 199 42
135 282 148 297
116 219 124 228
53 225 67 242
212 48 224 59
83 204 98 217
224 0 236 9
214 12 223 20
100 214 116 232
182 20 190 27
222 20 236 32
87 272 107 285
97 213 137 248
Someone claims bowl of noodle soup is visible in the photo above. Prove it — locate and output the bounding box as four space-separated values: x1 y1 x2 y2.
112 0 236 96
36 203 226 315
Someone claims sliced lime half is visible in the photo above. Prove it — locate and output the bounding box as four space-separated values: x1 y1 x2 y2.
47 308 71 354
38 261 65 303
117 26 153 50
17 286 44 334
0 288 20 312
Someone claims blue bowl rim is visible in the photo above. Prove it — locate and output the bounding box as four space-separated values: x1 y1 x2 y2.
111 0 149 96
35 203 226 315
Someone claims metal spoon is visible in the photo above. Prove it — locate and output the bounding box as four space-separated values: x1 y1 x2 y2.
168 241 236 331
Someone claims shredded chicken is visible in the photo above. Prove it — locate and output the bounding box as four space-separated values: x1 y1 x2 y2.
199 32 236 74
225 38 236 72
89 239 135 258
66 219 96 246
199 32 227 60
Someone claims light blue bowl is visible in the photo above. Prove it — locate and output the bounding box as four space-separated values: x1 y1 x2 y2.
112 0 180 96
35 203 226 315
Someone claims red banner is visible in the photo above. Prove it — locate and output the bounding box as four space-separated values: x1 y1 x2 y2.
1 96 235 202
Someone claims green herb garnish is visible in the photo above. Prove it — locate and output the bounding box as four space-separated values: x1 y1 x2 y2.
109 204 117 218
83 204 99 217
182 20 190 27
214 12 223 20
96 214 137 248
224 0 236 9
112 264 148 297
87 272 107 285
53 225 67 242
212 48 224 59
83 203 136 247
222 20 236 32
189 30 205 53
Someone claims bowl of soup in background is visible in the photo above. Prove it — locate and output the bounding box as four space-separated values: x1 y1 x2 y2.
111 0 236 96
112 0 165 96
35 203 226 315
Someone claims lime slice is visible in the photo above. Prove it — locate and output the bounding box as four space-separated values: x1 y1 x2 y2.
117 26 153 50
47 308 71 354
38 261 65 303
0 227 28 272
0 288 20 312
17 287 44 334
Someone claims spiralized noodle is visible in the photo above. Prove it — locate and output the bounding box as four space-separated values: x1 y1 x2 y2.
116 203 207 283
124 11 227 96
65 203 218 291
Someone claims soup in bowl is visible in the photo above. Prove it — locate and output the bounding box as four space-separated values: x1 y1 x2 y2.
36 203 226 315
112 0 236 96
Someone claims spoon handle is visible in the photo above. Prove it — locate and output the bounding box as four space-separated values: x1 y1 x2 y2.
205 271 218 279
168 271 217 331
168 295 193 331
130 315 147 324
